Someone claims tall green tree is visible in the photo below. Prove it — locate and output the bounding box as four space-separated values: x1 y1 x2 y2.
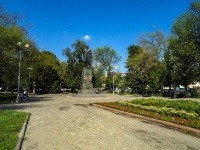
93 46 121 73
93 46 121 88
32 51 60 93
162 48 174 96
128 51 158 92
125 45 144 91
0 26 27 91
169 1 200 97
0 5 31 92
59 61 68 89
92 67 103 88
62 40 88 91
125 44 164 94
137 28 168 93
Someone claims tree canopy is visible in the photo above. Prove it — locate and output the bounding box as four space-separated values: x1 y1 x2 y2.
32 51 60 92
93 46 121 89
169 0 200 97
62 40 88 90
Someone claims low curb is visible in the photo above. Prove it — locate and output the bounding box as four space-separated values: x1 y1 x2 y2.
92 104 200 136
14 113 30 150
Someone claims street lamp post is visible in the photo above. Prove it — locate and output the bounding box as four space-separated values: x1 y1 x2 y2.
27 67 32 96
174 60 176 99
112 64 119 96
16 42 29 103
16 44 22 103
113 71 115 95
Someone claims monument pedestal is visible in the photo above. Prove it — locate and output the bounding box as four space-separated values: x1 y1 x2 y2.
78 68 95 94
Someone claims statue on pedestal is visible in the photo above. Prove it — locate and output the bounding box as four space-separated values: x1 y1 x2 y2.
83 46 92 68
78 45 95 94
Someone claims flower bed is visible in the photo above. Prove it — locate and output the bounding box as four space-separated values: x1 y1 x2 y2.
95 99 200 130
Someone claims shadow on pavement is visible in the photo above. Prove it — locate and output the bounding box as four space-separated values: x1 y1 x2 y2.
0 103 42 111
23 95 54 103
0 95 54 111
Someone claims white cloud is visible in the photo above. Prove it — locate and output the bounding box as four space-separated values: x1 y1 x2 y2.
82 35 92 41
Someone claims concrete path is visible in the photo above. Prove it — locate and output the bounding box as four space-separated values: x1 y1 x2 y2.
0 94 200 150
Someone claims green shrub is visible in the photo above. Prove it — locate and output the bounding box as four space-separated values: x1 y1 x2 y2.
191 88 199 98
50 81 59 94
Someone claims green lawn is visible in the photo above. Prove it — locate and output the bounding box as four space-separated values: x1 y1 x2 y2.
0 110 28 150
0 94 16 104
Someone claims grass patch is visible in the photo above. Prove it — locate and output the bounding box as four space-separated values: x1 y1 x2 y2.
95 99 200 130
0 110 28 150
0 93 16 104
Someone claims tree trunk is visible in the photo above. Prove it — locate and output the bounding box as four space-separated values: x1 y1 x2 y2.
58 84 62 93
33 80 36 94
169 86 172 98
4 86 9 95
184 85 188 97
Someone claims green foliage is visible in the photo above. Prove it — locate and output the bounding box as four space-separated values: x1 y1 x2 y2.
32 51 60 93
93 46 121 88
169 1 200 96
0 110 28 150
49 81 59 94
20 40 39 90
125 44 162 93
127 45 143 58
59 61 68 88
0 7 39 93
124 1 200 97
191 88 199 98
163 49 174 88
137 28 168 92
0 26 26 89
93 46 121 73
62 40 87 90
125 45 144 91
0 7 26 76
105 76 113 90
114 73 122 88
147 62 164 92
92 67 103 88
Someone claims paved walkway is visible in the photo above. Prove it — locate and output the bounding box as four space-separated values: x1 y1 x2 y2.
0 94 200 150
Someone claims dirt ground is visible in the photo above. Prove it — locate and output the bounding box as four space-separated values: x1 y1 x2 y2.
1 93 200 150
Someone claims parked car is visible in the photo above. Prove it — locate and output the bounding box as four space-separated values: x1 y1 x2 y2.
102 88 109 92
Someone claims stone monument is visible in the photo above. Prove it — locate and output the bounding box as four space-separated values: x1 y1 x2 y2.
78 46 95 94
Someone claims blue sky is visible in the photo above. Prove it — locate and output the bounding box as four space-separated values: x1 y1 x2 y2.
2 0 192 72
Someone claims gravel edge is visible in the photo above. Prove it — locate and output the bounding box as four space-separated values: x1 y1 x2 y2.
92 103 200 136
14 113 30 150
